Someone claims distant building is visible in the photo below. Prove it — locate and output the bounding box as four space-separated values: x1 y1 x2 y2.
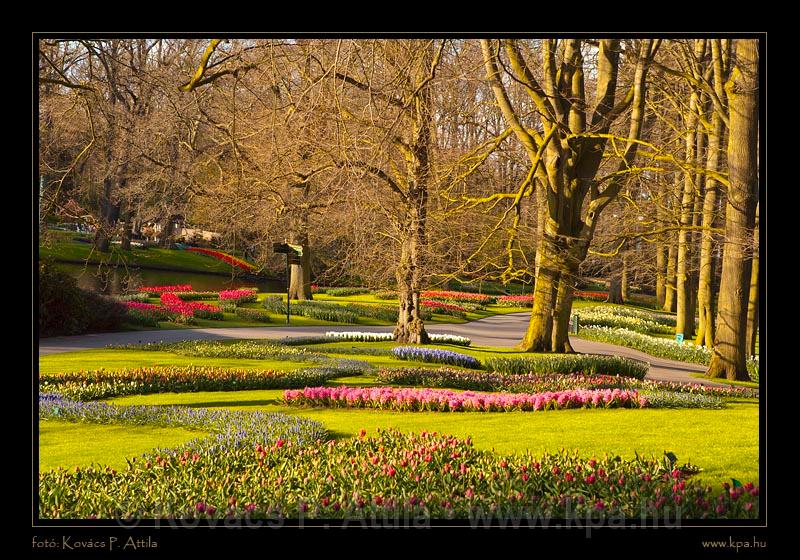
141 216 221 244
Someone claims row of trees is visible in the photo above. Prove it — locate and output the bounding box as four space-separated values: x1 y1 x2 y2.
38 37 761 379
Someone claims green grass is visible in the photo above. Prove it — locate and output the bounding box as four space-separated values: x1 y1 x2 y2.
690 373 760 388
39 236 240 274
39 419 207 471
101 391 759 485
38 349 315 374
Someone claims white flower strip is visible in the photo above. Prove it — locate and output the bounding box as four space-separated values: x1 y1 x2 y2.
324 331 471 346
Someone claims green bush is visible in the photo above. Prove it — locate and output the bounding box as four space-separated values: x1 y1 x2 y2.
484 354 648 380
234 307 271 323
39 261 127 336
218 300 238 312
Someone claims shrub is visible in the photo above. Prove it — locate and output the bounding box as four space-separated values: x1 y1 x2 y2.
39 261 127 336
392 347 481 369
325 287 371 297
193 307 224 320
283 385 647 412
484 354 648 380
38 426 759 520
234 307 271 323
578 327 759 382
40 365 352 400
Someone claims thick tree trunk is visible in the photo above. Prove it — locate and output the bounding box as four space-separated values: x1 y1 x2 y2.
655 243 666 308
393 41 432 345
393 208 429 344
745 204 759 357
120 214 133 251
93 177 119 253
663 238 677 312
288 206 313 300
676 110 699 336
608 258 623 304
707 39 759 381
695 46 725 346
621 254 629 302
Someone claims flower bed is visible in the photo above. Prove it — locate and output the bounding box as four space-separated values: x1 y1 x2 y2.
574 290 609 301
219 289 258 304
114 293 150 303
138 284 193 296
497 295 534 307
421 300 469 318
324 287 371 297
373 290 398 300
485 354 648 379
377 367 758 400
233 307 271 322
422 291 496 304
283 386 647 412
185 247 257 272
578 327 759 382
38 427 759 520
40 366 354 400
392 346 480 369
574 307 674 334
170 291 220 301
160 293 223 320
323 331 471 346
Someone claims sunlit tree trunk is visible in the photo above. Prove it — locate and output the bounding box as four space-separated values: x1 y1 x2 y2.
707 39 759 381
746 203 759 357
656 242 666 308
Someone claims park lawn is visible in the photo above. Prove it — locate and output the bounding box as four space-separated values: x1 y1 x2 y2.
39 420 207 471
40 237 239 274
38 347 451 374
690 373 759 389
71 391 758 485
38 349 315 374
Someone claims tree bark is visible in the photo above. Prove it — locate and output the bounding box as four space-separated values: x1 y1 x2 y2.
609 256 623 304
745 203 759 357
621 254 629 302
289 199 313 300
655 242 666 308
120 213 132 251
695 40 726 347
663 235 677 312
393 41 433 344
707 39 759 381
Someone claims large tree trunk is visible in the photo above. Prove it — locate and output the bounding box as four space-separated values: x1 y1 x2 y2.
655 242 666 308
93 177 119 253
394 217 430 344
707 39 759 381
621 254 629 302
695 41 726 347
608 256 623 304
393 41 433 345
746 203 759 357
663 236 677 312
289 201 313 300
120 213 133 252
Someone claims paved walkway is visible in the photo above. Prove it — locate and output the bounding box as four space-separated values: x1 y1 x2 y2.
38 312 728 387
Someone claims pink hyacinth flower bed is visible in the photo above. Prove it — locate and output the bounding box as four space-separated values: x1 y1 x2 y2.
283 386 648 412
